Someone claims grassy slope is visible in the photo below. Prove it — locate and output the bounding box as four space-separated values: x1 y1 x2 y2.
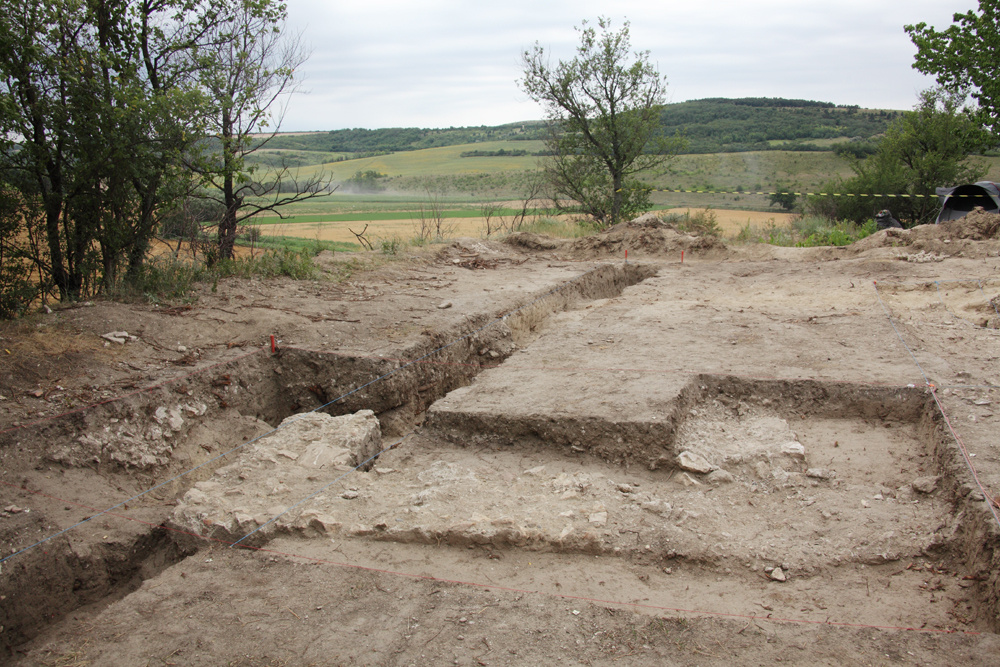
291 140 545 180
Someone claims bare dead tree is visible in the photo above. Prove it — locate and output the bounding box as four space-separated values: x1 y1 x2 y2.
511 173 547 232
190 1 333 261
479 199 505 237
349 224 374 251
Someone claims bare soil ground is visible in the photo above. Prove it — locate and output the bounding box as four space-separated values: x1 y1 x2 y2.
1 212 999 666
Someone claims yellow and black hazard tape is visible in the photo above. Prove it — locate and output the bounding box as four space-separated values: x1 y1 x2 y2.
645 188 980 198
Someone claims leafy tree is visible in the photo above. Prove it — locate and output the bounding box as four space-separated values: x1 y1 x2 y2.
808 89 985 226
520 18 684 228
190 0 330 261
769 185 798 211
0 0 225 305
906 2 1000 139
345 170 388 192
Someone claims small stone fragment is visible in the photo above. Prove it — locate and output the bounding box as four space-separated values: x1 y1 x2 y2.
706 469 734 485
588 512 608 526
677 451 713 474
677 472 702 487
770 567 786 582
806 468 836 480
781 441 805 459
102 331 136 345
911 476 941 494
340 489 359 500
437 301 453 309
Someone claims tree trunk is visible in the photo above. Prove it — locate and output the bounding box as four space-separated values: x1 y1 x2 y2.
217 109 238 261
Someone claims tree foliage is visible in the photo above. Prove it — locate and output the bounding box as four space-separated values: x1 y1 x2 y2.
906 1 1000 139
520 18 684 228
0 0 315 313
0 0 221 302
808 89 986 226
0 0 236 307
658 100 899 154
769 186 798 212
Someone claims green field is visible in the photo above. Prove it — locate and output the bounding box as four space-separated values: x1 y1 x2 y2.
242 135 1000 246
258 147 870 216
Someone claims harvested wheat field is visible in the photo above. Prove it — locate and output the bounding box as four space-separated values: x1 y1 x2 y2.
1 211 999 665
254 208 796 246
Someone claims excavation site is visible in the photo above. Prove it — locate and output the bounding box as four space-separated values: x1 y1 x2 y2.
1 216 999 665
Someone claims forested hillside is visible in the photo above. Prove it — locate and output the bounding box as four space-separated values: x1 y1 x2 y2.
659 98 902 153
262 98 902 156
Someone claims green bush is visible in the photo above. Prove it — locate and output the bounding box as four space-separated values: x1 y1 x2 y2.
734 217 874 247
734 221 795 246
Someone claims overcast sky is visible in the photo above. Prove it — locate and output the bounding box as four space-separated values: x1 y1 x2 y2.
279 0 973 132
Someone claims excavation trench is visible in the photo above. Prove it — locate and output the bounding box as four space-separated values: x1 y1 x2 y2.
418 375 999 630
4 259 1000 642
165 369 1000 633
0 262 656 649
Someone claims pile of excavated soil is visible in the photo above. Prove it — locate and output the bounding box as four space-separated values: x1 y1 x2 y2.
505 214 728 260
567 215 728 259
849 209 1000 260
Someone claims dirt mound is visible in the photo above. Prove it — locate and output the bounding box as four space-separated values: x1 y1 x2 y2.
567 215 727 259
503 231 564 251
941 208 1000 239
436 238 531 269
848 208 1000 259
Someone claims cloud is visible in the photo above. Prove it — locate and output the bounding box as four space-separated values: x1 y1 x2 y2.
279 0 972 130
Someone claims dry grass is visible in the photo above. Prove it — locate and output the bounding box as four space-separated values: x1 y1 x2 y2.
0 316 111 392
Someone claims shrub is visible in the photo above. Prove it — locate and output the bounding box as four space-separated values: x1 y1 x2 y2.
379 236 403 255
733 217 875 247
107 256 207 303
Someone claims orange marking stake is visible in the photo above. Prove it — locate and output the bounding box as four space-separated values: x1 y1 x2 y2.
270 335 276 354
